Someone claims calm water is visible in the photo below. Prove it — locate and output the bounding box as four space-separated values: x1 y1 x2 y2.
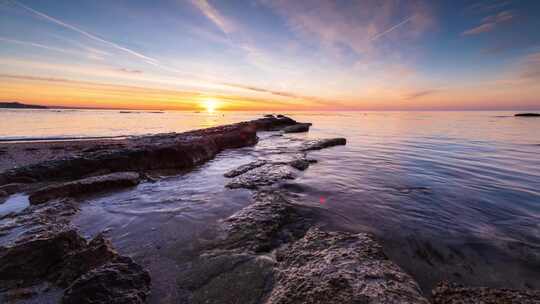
2 109 540 300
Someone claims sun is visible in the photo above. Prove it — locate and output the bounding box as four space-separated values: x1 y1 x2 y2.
202 98 219 113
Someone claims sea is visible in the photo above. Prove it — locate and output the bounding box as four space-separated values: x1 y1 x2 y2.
1 109 539 301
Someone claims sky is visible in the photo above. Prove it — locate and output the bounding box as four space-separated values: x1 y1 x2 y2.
1 0 540 111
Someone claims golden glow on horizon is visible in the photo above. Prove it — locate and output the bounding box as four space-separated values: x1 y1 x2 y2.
202 98 219 113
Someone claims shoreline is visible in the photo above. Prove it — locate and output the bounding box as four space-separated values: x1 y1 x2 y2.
0 115 538 303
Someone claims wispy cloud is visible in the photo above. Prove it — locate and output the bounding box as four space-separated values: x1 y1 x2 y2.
403 89 438 100
0 37 82 56
12 0 158 64
115 68 143 74
462 10 515 35
190 0 235 34
262 0 433 60
466 1 512 13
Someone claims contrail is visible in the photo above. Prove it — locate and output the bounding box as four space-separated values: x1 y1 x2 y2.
11 0 159 64
370 16 414 41
0 37 82 55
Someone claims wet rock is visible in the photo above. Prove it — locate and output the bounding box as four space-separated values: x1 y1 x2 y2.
302 138 347 151
269 228 429 304
0 183 27 195
223 160 268 178
226 164 296 189
216 191 311 253
0 116 301 186
432 282 540 303
178 191 311 303
50 233 118 287
289 159 311 171
63 256 151 304
0 121 260 185
0 198 151 303
515 113 540 117
282 123 312 133
29 172 140 205
0 229 86 288
251 115 298 131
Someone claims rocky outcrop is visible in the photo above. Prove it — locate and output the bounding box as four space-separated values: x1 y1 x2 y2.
224 160 268 178
29 172 140 205
0 116 300 186
251 116 298 131
0 198 151 302
179 191 429 304
515 113 540 117
432 282 540 304
302 138 347 151
269 228 429 304
282 123 312 133
63 256 151 304
226 163 297 189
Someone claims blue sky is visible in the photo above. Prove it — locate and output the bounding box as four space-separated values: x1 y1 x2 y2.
1 0 539 110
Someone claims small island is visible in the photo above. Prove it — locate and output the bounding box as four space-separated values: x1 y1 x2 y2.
515 113 540 117
0 102 48 109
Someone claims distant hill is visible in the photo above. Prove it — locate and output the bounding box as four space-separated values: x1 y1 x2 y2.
0 102 48 109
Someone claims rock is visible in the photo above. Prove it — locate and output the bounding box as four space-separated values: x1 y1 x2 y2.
302 138 347 151
251 116 298 131
0 198 150 303
223 160 268 178
289 159 311 171
29 172 140 205
264 114 275 118
177 191 311 303
432 282 540 304
216 191 310 253
282 123 312 133
515 113 540 117
49 233 118 287
226 164 296 189
0 183 27 195
268 228 429 304
0 229 86 286
63 256 151 304
0 116 300 186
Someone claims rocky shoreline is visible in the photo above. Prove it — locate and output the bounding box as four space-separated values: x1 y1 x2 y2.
0 115 538 303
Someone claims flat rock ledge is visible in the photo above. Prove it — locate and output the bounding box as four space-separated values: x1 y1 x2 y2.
29 172 140 205
0 116 301 186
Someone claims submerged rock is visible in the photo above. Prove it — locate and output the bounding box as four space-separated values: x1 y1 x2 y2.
432 282 540 304
289 159 312 171
29 172 140 205
282 123 312 133
223 160 268 178
269 228 429 304
302 138 347 151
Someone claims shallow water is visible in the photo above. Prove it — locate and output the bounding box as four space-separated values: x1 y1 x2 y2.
3 109 540 299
